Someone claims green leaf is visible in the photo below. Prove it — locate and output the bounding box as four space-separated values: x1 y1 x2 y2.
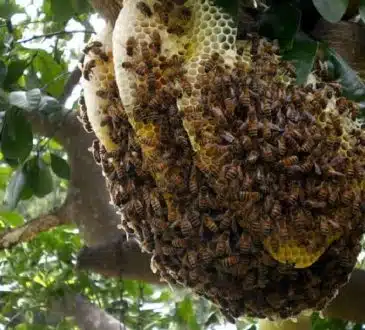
283 33 318 85
50 153 70 180
72 0 92 13
326 47 365 109
360 0 365 22
0 211 24 227
259 2 301 50
312 0 349 23
0 60 7 87
3 60 28 89
50 0 74 22
0 1 23 19
0 88 9 111
214 0 239 24
1 107 33 161
4 168 27 209
32 50 67 97
24 156 53 197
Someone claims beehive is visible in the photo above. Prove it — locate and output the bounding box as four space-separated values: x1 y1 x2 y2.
80 0 365 321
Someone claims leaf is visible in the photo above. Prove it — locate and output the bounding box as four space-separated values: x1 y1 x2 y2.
24 156 53 197
3 59 29 89
4 168 27 209
0 211 24 227
326 47 365 110
50 0 74 22
259 2 301 50
312 0 349 23
50 153 70 180
360 0 365 22
283 33 318 85
214 0 240 24
0 60 7 87
1 107 33 161
0 1 23 19
32 50 67 97
0 88 9 111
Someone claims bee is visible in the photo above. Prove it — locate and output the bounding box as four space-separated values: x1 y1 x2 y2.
242 172 253 190
239 191 261 203
150 217 168 232
320 218 329 235
150 191 162 215
147 72 156 92
181 79 192 96
180 219 193 236
261 216 273 236
151 30 162 53
247 107 258 137
278 136 287 157
199 247 214 264
246 150 259 165
172 238 188 248
126 36 137 56
239 87 251 108
287 182 300 205
140 41 151 61
186 250 198 268
224 97 236 115
187 210 200 227
133 199 144 218
299 159 313 173
136 1 153 17
238 233 251 254
279 156 298 168
271 201 281 218
221 255 239 268
278 219 289 240
284 135 300 151
244 271 256 290
167 23 185 36
204 215 218 232
83 59 96 81
122 61 134 69
204 58 217 73
241 136 252 151
188 167 198 195
89 139 101 165
341 189 353 205
304 200 326 209
260 142 274 162
82 41 103 54
216 231 231 256
262 119 272 141
198 186 211 210
179 6 192 21
300 139 314 153
153 2 169 24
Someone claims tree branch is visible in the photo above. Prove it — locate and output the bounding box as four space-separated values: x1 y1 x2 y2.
0 204 71 249
17 30 95 44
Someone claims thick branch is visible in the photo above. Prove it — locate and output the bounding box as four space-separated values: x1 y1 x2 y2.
0 204 71 249
90 0 123 25
51 291 125 330
76 237 160 283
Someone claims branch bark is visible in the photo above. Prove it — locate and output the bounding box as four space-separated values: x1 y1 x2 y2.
51 291 126 330
0 204 71 249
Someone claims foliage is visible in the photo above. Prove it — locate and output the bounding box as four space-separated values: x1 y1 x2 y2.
0 0 364 329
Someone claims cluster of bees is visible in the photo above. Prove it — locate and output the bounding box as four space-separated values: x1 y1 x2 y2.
79 0 365 322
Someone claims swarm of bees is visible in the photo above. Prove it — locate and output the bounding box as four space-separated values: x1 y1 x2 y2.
80 0 365 322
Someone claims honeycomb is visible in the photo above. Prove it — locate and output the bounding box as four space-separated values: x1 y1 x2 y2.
80 0 365 321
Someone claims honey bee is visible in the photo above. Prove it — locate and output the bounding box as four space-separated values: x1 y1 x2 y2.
188 166 198 195
199 247 213 264
241 136 252 151
140 41 151 61
304 200 326 209
198 186 211 210
242 172 253 190
284 135 300 151
126 36 137 56
224 97 236 115
186 250 198 268
180 79 192 96
151 30 162 53
153 2 169 24
239 191 261 203
180 219 193 236
320 218 329 235
133 199 144 218
261 216 273 236
260 142 274 162
221 255 240 268
150 191 162 215
239 87 251 108
187 210 200 227
83 59 96 81
279 156 298 168
147 72 156 92
82 41 103 54
172 238 188 248
136 1 153 17
246 150 259 165
271 201 281 218
122 61 134 69
216 231 231 256
150 217 168 232
247 107 258 137
341 189 353 205
179 6 192 21
167 23 185 36
204 215 218 232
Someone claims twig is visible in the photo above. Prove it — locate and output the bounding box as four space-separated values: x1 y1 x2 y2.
17 30 95 44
